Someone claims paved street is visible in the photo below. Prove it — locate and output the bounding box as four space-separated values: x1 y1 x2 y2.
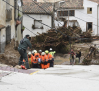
0 65 99 91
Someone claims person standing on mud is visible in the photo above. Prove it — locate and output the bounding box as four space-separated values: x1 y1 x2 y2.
76 49 81 63
18 35 32 69
70 49 75 64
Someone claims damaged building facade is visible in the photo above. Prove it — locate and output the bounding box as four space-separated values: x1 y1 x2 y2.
0 0 23 53
55 0 99 36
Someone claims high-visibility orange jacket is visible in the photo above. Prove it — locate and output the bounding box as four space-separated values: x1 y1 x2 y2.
41 55 47 62
41 55 50 69
38 53 42 59
32 53 39 64
23 54 33 64
46 53 53 60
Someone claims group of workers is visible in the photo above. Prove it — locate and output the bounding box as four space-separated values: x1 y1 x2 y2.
22 49 55 69
18 34 56 70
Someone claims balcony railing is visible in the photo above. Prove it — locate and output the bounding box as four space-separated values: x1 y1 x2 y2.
6 8 12 22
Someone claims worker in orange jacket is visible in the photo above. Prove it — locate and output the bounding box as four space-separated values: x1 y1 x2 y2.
38 50 42 68
38 50 42 58
45 50 53 67
22 52 33 69
32 53 40 68
41 52 48 69
32 50 37 56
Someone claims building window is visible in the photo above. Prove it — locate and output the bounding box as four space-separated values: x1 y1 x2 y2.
86 22 92 31
69 10 74 16
34 20 43 29
87 8 92 14
58 10 75 16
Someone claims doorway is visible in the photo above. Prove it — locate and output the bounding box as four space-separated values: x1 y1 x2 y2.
6 26 11 44
86 22 92 32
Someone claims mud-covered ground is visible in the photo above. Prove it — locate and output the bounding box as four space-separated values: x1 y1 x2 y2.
0 40 99 66
0 39 20 66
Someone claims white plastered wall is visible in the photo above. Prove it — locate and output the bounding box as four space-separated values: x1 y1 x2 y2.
23 14 52 37
57 0 99 35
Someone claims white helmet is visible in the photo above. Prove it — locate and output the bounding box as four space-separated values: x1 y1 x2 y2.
28 52 31 55
39 50 42 53
32 50 34 54
50 48 52 51
41 52 45 55
32 50 37 54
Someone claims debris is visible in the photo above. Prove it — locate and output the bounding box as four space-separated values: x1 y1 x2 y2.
15 65 22 69
31 26 92 53
0 39 20 66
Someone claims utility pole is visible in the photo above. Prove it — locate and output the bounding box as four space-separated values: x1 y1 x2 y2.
52 3 55 28
68 10 69 27
14 0 17 49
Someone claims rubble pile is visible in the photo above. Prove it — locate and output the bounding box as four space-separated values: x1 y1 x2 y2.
82 46 96 65
31 26 92 53
0 39 20 66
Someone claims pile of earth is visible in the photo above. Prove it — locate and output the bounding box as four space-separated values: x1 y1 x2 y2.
0 39 20 66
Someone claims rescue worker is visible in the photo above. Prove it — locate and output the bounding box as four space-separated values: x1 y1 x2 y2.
49 48 56 57
38 50 42 67
38 50 42 59
32 50 37 56
45 50 53 67
32 53 39 68
49 48 55 67
18 35 32 69
28 52 33 68
41 52 48 69
23 52 33 68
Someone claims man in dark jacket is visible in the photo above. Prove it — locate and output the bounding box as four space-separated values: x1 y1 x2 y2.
18 35 32 69
76 49 81 63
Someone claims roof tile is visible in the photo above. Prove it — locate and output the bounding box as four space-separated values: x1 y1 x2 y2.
22 2 53 14
88 0 99 4
59 0 84 9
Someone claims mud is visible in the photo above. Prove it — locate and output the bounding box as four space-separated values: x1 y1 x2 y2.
0 39 20 66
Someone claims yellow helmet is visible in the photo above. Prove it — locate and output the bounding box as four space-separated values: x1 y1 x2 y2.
45 50 49 54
